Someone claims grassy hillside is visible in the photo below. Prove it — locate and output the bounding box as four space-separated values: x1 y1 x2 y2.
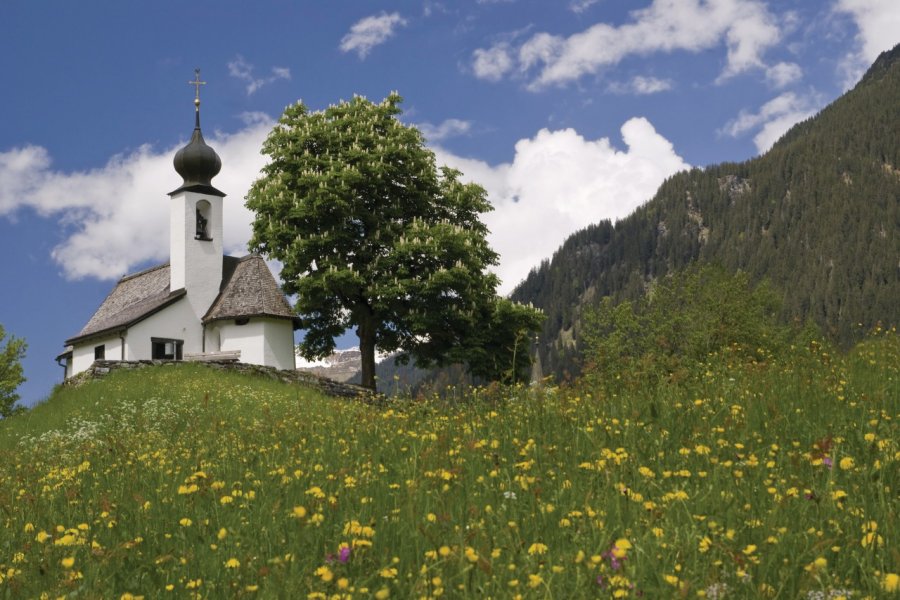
0 337 897 597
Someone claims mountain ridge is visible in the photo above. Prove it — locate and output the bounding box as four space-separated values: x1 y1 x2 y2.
510 44 900 381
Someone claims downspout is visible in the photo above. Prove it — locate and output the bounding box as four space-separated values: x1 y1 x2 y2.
56 355 68 379
202 322 206 353
119 330 126 360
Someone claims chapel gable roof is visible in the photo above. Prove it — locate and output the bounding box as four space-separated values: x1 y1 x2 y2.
65 263 185 345
203 255 298 326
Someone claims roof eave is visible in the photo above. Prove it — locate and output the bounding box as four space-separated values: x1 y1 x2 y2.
202 313 301 328
168 183 226 197
64 289 188 346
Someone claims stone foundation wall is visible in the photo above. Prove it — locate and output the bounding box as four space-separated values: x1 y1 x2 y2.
66 359 374 402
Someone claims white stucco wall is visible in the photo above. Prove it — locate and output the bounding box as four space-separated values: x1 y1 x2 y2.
263 318 297 371
123 298 204 360
169 190 223 320
214 317 295 371
217 320 264 364
70 335 124 376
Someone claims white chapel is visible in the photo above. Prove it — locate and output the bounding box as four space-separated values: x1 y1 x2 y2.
57 73 299 378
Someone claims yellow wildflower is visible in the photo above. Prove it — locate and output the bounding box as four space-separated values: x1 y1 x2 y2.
315 565 333 582
527 542 548 555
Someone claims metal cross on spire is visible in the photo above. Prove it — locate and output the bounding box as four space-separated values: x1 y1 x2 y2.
189 68 206 109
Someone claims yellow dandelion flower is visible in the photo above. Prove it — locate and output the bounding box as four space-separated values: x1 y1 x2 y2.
527 542 548 555
528 574 544 588
306 486 326 499
292 506 307 518
179 518 192 527
337 577 349 590
861 532 884 548
315 565 334 583
464 546 479 563
60 557 75 569
217 528 228 540
839 457 854 470
380 567 398 579
438 545 452 557
225 558 240 569
882 573 900 592
374 587 390 599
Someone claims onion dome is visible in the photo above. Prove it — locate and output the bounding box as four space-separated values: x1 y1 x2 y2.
169 70 225 197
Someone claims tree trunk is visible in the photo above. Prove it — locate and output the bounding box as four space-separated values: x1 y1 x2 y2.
357 309 377 392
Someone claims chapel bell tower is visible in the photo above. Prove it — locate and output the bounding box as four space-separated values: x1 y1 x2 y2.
169 69 226 320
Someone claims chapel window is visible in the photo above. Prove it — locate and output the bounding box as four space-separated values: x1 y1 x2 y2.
94 345 105 360
151 338 183 360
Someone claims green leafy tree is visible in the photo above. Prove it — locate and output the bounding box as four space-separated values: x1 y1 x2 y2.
581 265 789 390
246 93 542 391
0 324 27 418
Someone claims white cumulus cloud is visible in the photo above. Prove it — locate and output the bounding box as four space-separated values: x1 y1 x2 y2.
227 55 291 95
723 92 819 154
834 0 900 87
472 43 515 81
765 61 803 88
416 118 473 142
435 118 690 293
340 12 408 59
1 115 687 296
472 0 783 89
0 118 275 280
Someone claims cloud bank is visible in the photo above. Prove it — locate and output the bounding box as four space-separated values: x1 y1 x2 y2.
472 0 782 88
436 118 690 292
1 116 687 294
0 117 274 280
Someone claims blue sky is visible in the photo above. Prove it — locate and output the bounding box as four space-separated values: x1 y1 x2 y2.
1 0 898 407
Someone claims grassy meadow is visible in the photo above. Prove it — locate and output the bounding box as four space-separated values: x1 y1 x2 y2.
0 331 897 598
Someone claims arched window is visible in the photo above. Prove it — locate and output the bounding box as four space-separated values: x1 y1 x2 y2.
195 199 212 241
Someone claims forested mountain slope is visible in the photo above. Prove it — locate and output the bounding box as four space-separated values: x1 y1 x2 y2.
511 44 900 381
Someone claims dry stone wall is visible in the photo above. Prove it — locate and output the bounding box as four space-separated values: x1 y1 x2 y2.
66 360 374 402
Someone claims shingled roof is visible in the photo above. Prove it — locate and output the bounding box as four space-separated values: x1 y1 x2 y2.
203 255 298 326
66 255 297 346
65 263 185 345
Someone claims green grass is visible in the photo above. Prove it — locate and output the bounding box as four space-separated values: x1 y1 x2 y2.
0 334 897 598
